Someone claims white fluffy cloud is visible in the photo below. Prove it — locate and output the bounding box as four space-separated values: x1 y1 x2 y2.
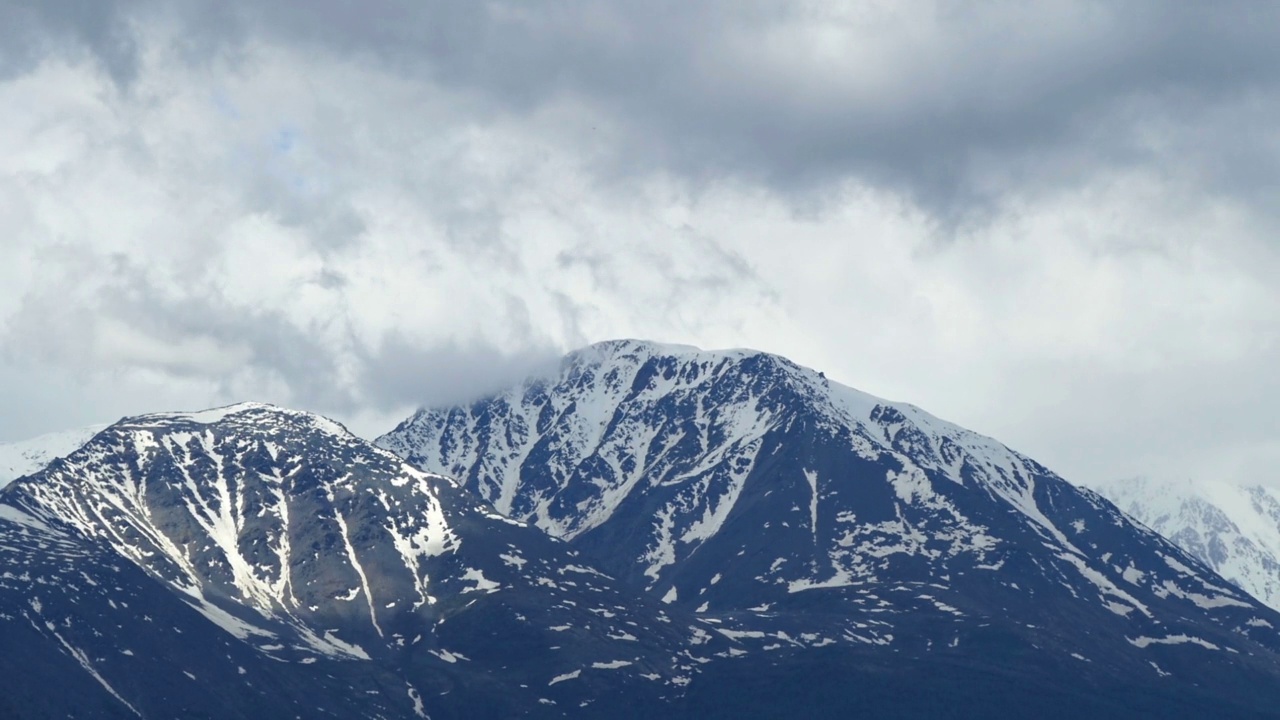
1 3 1278 488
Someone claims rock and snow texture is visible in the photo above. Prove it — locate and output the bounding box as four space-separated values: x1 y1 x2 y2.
0 424 104 487
380 340 1280 677
9 354 1280 716
0 402 717 719
1090 476 1280 612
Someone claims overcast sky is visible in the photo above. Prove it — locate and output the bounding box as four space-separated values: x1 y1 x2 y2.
1 1 1278 487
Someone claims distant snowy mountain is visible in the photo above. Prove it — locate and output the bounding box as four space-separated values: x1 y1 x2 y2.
1090 476 1280 612
0 403 724 719
0 424 104 487
379 339 1280 716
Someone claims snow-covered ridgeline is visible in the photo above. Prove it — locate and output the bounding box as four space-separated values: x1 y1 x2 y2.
378 339 1259 632
381 340 1076 551
7 404 477 658
3 402 718 695
379 342 785 541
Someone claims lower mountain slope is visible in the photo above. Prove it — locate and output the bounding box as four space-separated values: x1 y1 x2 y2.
0 403 726 719
379 340 1280 716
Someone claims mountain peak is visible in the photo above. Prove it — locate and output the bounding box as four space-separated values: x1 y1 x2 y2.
380 341 1055 551
377 340 1280 714
1 403 340 491
567 339 826 381
573 338 710 359
562 340 981 440
1 402 725 717
117 402 353 437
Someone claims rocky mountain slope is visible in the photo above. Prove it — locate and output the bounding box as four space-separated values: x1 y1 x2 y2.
8 341 1280 717
379 339 1280 715
0 403 724 719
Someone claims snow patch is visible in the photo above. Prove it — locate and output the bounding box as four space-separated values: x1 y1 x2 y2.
549 669 581 685
1128 634 1220 650
460 568 500 594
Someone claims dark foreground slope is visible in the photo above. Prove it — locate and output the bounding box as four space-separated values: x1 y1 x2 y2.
381 339 1280 718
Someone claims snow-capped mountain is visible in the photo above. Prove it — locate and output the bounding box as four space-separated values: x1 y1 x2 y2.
9 349 1280 716
379 339 1280 716
0 403 726 719
0 424 104 487
1090 476 1280 612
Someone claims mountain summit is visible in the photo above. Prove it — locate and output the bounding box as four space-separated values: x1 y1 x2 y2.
380 339 1280 716
0 402 720 718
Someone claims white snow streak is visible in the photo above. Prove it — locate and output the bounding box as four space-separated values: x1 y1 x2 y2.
334 511 383 637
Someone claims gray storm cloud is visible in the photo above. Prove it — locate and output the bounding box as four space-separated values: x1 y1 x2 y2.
6 1 1280 214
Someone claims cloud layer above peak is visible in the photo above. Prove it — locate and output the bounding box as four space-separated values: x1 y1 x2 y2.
2 1 1278 487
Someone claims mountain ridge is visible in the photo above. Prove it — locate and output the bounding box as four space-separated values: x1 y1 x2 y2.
8 346 1280 716
0 401 727 718
379 339 1280 698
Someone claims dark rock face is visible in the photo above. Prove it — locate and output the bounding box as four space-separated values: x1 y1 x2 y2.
379 340 1280 716
0 403 723 719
